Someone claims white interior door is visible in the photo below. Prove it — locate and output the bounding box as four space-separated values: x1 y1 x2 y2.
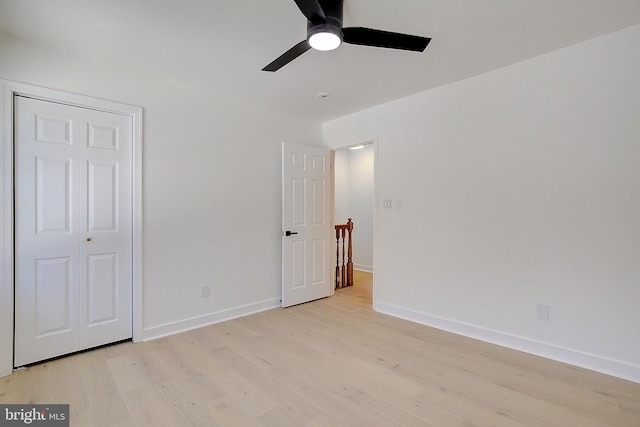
282 142 332 307
14 95 133 366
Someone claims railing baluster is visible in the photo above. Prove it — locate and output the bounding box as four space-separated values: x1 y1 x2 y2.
335 227 341 289
341 227 346 287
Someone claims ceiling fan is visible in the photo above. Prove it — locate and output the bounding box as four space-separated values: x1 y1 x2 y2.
262 0 431 72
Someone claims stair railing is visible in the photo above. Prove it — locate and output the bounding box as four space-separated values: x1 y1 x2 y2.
334 218 354 289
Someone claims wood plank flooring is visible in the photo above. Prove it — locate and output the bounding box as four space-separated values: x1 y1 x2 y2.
1 270 639 426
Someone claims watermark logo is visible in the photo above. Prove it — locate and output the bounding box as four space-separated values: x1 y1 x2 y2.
0 405 68 426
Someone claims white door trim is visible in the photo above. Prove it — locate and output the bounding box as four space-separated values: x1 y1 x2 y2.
0 80 143 377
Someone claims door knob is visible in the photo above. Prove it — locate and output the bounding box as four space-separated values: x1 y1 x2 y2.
86 237 92 242
285 231 298 236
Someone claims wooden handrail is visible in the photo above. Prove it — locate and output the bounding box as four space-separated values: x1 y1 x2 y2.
335 218 354 289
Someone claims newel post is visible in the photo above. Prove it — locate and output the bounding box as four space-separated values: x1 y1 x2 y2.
346 218 353 287
334 218 354 289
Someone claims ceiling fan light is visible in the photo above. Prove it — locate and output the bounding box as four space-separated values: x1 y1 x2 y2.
309 31 342 51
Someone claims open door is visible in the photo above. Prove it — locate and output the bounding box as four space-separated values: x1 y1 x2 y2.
282 142 332 307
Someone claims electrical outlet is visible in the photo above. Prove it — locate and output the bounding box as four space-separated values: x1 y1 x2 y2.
383 199 392 209
200 285 210 298
536 304 550 321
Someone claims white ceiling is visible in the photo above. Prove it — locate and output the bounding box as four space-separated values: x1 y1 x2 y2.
1 0 640 122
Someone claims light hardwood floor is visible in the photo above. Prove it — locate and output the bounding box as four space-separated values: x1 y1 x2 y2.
1 270 639 426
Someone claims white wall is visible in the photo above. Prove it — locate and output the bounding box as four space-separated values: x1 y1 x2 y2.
333 146 374 272
334 149 350 224
323 25 640 382
0 35 322 341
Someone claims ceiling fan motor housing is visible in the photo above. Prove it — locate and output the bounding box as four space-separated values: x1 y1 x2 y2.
307 0 344 42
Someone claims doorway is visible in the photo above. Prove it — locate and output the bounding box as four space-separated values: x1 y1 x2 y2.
0 80 143 377
332 141 375 305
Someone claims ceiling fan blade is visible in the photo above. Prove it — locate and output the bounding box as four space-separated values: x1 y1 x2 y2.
293 0 326 25
343 27 431 52
262 40 311 72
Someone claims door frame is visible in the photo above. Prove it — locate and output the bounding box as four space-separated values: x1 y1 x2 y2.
329 138 378 308
0 80 143 377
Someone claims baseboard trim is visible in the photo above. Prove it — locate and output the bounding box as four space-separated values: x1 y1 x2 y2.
142 298 281 341
354 264 373 273
374 302 640 384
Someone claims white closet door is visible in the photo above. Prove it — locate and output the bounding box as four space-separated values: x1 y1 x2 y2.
14 96 132 366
